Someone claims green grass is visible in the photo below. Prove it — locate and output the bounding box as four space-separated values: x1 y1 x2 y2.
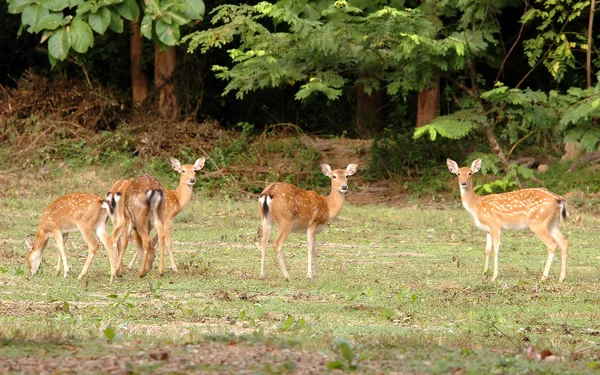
1 173 600 374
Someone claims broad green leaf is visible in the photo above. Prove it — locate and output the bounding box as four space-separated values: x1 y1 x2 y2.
155 19 179 45
48 52 58 68
68 19 94 53
97 0 122 6
140 15 153 39
181 0 204 20
76 1 94 15
164 11 190 25
89 6 111 34
339 342 353 362
115 0 139 21
107 8 124 32
160 13 173 25
48 28 70 60
36 12 63 31
8 0 37 14
69 0 85 7
145 0 160 13
39 0 69 11
326 361 344 370
22 5 49 33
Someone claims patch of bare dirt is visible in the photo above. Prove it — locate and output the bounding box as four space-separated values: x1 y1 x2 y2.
0 342 333 374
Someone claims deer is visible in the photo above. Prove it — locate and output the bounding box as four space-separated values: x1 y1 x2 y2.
111 175 167 277
258 163 358 280
107 157 205 273
105 179 138 274
447 158 569 282
25 192 117 282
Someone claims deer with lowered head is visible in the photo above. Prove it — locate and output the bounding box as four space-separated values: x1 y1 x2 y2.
25 192 117 282
447 158 569 282
258 163 358 279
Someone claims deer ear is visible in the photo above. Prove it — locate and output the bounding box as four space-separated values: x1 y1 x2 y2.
447 159 459 174
321 164 332 177
193 158 206 171
169 158 182 172
471 158 482 173
25 234 35 251
346 163 358 176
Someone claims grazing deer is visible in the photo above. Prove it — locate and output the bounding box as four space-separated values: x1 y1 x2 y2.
258 163 358 279
25 192 117 282
111 175 167 277
447 158 569 282
109 158 206 273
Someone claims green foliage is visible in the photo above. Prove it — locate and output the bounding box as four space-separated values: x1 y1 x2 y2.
522 0 592 81
101 323 123 343
184 1 479 101
557 84 600 151
280 315 306 331
7 0 204 66
327 337 368 371
413 110 483 141
107 292 136 309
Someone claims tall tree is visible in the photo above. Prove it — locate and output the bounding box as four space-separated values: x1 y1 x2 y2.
184 1 477 133
6 0 205 119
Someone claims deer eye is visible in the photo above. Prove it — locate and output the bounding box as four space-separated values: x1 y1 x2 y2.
468 172 472 176
332 175 337 179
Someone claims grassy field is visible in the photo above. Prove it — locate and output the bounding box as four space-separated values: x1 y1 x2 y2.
1 171 600 374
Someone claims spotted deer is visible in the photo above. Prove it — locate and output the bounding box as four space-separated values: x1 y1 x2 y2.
106 179 140 274
447 158 569 282
25 192 117 282
107 158 206 274
111 175 167 277
258 163 358 279
125 158 206 271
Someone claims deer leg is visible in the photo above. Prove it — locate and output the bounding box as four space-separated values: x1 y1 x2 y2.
489 228 501 282
311 237 317 278
272 224 292 280
306 227 317 279
111 220 128 275
155 220 166 277
52 229 69 278
96 222 116 283
128 231 143 270
530 224 559 281
165 222 177 272
56 233 68 276
260 219 273 279
77 226 100 280
137 224 152 277
551 228 569 282
483 232 492 276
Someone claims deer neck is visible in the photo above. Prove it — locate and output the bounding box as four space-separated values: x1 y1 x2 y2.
460 183 481 216
173 180 194 210
324 187 346 221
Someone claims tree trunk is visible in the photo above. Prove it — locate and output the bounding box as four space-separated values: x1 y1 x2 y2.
356 84 386 136
416 77 440 127
481 119 510 171
154 45 179 120
130 21 148 106
587 0 596 87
